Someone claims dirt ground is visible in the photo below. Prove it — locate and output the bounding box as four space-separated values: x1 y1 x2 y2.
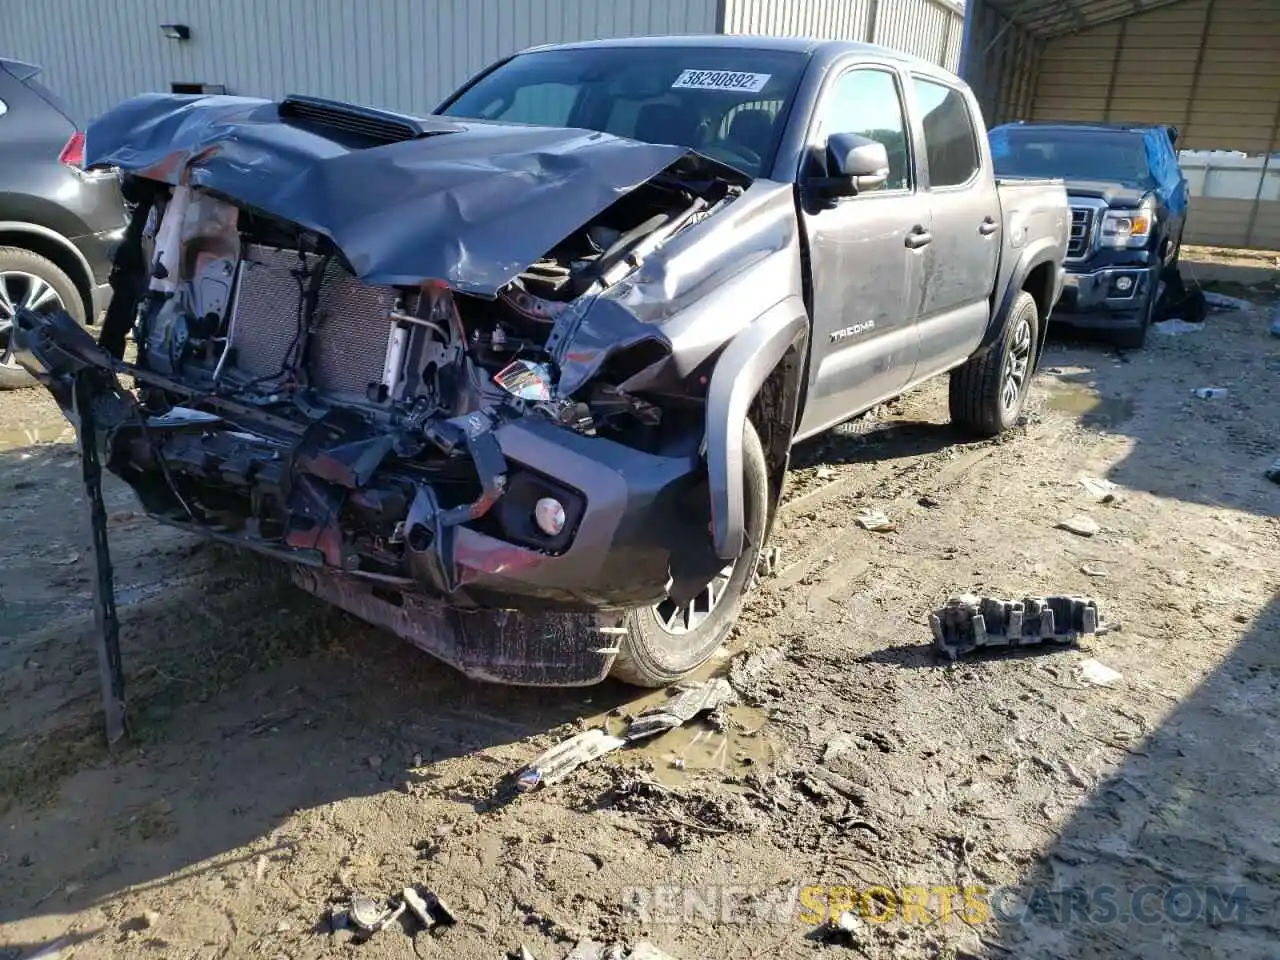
1 249 1277 960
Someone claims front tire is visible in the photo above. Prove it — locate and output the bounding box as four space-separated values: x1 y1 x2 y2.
1113 287 1156 351
609 420 769 687
0 247 86 390
949 290 1039 437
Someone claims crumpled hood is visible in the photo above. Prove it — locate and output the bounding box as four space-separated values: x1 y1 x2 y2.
85 93 742 295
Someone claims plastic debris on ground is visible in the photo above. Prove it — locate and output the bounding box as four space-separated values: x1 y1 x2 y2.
402 887 433 930
930 595 1100 660
1077 474 1117 501
338 884 456 940
517 728 626 792
756 545 782 579
1057 514 1101 537
819 910 866 947
513 678 738 789
1153 318 1203 335
1075 658 1123 687
348 892 404 935
854 508 896 532
1265 455 1280 484
1202 291 1254 312
1191 387 1228 399
23 939 74 960
626 678 737 741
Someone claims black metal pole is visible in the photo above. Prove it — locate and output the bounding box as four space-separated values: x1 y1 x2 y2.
73 373 127 745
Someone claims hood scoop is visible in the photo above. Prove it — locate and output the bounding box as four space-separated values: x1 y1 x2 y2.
277 94 460 146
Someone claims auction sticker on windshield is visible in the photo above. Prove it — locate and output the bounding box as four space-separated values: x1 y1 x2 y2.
672 69 771 93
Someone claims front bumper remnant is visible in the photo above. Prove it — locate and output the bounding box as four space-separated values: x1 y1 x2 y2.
13 306 713 696
1056 263 1157 326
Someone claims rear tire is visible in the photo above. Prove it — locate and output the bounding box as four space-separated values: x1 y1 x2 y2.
949 290 1039 437
609 420 769 688
0 247 86 390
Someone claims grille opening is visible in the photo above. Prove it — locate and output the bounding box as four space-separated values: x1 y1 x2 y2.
1068 207 1093 258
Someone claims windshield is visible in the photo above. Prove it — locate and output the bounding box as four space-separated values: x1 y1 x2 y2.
991 127 1153 185
437 46 808 178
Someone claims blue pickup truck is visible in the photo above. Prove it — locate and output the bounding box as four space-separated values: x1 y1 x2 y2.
990 121 1189 349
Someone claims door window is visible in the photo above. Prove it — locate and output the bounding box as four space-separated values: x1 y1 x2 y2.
814 69 911 192
912 78 980 188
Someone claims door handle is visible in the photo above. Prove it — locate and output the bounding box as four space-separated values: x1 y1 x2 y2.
905 227 933 249
979 217 999 236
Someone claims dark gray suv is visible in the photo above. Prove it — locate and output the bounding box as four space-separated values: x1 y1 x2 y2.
0 57 127 388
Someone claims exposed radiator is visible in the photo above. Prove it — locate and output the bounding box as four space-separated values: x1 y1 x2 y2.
230 244 401 397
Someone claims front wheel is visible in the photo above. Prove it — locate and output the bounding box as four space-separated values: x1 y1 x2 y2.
609 420 769 687
949 290 1040 437
1112 287 1157 351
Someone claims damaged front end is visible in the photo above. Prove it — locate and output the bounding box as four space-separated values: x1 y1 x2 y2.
14 93 768 685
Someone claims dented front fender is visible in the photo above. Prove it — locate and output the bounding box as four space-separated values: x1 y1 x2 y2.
705 297 808 559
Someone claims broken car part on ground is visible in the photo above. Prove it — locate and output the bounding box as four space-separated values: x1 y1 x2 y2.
930 594 1101 660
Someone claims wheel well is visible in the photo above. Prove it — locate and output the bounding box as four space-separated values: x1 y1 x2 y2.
0 229 95 323
1022 261 1056 359
747 337 806 536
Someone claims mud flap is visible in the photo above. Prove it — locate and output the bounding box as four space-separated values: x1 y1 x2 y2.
290 566 617 686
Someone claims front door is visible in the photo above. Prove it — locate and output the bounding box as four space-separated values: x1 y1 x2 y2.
794 66 927 440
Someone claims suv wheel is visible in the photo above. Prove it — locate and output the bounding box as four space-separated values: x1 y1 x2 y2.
949 290 1040 437
610 421 768 687
0 247 86 390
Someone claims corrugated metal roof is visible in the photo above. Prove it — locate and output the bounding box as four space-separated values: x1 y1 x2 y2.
985 0 1193 38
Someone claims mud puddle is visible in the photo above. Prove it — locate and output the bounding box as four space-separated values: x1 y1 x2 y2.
0 423 75 452
1046 384 1135 427
587 677 773 786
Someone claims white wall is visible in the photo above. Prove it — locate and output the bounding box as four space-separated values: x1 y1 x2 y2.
4 0 721 121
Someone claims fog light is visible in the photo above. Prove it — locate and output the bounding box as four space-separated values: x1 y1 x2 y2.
1115 275 1134 292
534 497 566 536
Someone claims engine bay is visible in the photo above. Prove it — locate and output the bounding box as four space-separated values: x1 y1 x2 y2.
78 163 739 581
137 172 731 439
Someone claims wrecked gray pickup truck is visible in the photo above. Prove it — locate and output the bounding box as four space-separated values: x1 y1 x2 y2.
13 37 1068 689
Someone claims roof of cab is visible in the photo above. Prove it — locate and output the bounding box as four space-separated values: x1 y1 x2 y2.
1000 120 1170 136
521 34 951 76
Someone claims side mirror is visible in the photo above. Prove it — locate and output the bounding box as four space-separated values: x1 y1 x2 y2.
818 132 891 196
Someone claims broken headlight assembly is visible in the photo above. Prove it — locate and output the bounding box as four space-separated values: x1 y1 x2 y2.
1099 201 1155 249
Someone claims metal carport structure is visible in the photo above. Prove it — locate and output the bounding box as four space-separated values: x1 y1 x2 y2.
961 0 1280 249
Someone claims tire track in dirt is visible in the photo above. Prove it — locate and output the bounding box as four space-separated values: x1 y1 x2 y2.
771 409 1063 592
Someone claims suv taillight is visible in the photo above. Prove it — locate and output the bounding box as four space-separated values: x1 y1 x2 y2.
58 131 85 168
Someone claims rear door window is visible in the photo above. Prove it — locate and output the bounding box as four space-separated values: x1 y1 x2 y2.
912 78 980 188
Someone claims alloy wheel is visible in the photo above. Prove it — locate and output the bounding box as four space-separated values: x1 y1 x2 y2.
0 271 66 370
652 563 736 635
1001 315 1033 413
